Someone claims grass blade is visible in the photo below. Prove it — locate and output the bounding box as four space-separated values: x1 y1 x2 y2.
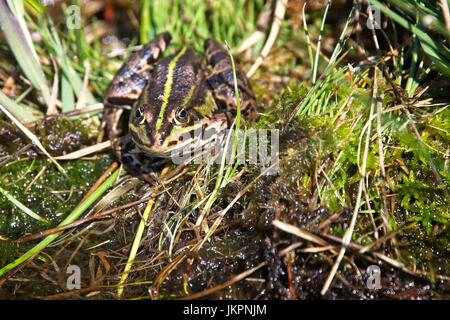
0 91 37 123
0 0 50 105
368 0 450 76
312 0 331 85
0 185 49 223
140 0 151 44
35 16 97 109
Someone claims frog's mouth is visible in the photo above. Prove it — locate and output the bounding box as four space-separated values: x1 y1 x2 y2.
131 114 229 162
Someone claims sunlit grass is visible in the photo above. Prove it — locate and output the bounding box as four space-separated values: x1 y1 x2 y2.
369 0 450 77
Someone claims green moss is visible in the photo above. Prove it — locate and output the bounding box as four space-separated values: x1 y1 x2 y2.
0 155 112 239
255 81 309 129
0 241 18 267
36 116 93 155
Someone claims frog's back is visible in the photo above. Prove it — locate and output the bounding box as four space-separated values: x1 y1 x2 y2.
144 47 205 109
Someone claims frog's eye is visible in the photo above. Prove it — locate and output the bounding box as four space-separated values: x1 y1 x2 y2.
174 108 189 125
135 108 143 119
135 108 145 124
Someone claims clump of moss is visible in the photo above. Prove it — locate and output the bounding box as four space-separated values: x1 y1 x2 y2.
36 116 94 156
256 80 309 129
0 155 112 239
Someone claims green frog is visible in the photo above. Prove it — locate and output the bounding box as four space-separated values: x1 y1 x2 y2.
104 32 257 182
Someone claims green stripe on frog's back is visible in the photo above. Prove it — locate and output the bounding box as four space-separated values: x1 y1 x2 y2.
182 84 196 108
155 46 188 131
193 90 217 117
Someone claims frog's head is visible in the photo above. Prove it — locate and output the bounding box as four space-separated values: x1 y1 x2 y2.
129 99 228 160
128 49 228 159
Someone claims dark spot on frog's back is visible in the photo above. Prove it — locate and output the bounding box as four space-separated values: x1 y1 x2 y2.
210 52 228 67
106 72 149 105
206 74 221 89
113 69 128 82
123 154 142 173
138 32 172 61
223 68 245 82
131 73 148 88
207 69 244 89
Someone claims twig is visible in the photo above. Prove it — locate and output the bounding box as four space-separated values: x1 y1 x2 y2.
75 60 91 110
24 165 47 193
47 56 59 115
54 141 112 160
273 220 417 280
272 220 327 246
44 285 104 300
246 0 287 78
285 251 296 299
237 0 272 54
441 0 450 42
63 103 104 117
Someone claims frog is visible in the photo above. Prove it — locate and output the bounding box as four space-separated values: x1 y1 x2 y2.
104 32 257 182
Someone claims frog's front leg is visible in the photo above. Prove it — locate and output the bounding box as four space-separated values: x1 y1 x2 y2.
104 32 172 182
105 32 172 106
204 39 257 123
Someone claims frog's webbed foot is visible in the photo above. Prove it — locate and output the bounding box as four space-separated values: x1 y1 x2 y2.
204 39 257 123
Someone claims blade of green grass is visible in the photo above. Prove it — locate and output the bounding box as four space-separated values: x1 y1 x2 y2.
60 74 75 113
0 91 37 123
117 193 155 298
0 185 49 223
368 0 450 76
23 0 45 16
31 16 97 109
405 14 420 97
140 0 151 44
293 2 356 118
6 0 38 61
312 0 331 85
0 0 50 105
302 3 315 71
388 0 450 38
